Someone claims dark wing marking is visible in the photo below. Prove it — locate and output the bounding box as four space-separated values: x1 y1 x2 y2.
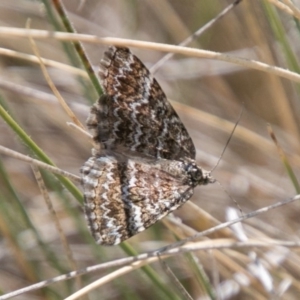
81 153 194 245
87 46 196 160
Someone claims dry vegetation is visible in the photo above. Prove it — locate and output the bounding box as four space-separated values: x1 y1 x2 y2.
0 0 300 299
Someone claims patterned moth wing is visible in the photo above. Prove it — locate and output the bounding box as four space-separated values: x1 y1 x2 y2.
81 46 214 245
81 152 202 245
87 46 196 160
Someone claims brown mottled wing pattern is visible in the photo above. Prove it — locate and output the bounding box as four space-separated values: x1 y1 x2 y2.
81 153 194 245
81 46 213 245
87 46 196 160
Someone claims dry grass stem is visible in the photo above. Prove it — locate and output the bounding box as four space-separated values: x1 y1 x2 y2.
0 145 81 183
0 27 299 83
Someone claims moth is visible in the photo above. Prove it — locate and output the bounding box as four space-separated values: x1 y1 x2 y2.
80 46 214 245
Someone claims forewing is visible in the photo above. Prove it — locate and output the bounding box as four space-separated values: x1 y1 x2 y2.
87 46 196 160
80 154 194 245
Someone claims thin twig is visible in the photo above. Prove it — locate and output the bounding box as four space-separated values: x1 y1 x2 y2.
27 20 85 129
157 194 300 253
67 122 93 140
266 0 300 19
0 145 81 184
267 124 300 193
158 254 193 300
1 195 299 300
151 0 242 73
31 165 82 291
50 0 102 95
0 47 88 77
0 28 299 83
282 0 300 19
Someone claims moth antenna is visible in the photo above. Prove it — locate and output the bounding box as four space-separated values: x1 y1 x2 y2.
211 104 245 215
215 180 243 215
211 103 244 173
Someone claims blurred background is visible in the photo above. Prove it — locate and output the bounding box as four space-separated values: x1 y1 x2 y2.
0 0 300 299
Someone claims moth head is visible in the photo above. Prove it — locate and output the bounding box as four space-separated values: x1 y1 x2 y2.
183 159 215 187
